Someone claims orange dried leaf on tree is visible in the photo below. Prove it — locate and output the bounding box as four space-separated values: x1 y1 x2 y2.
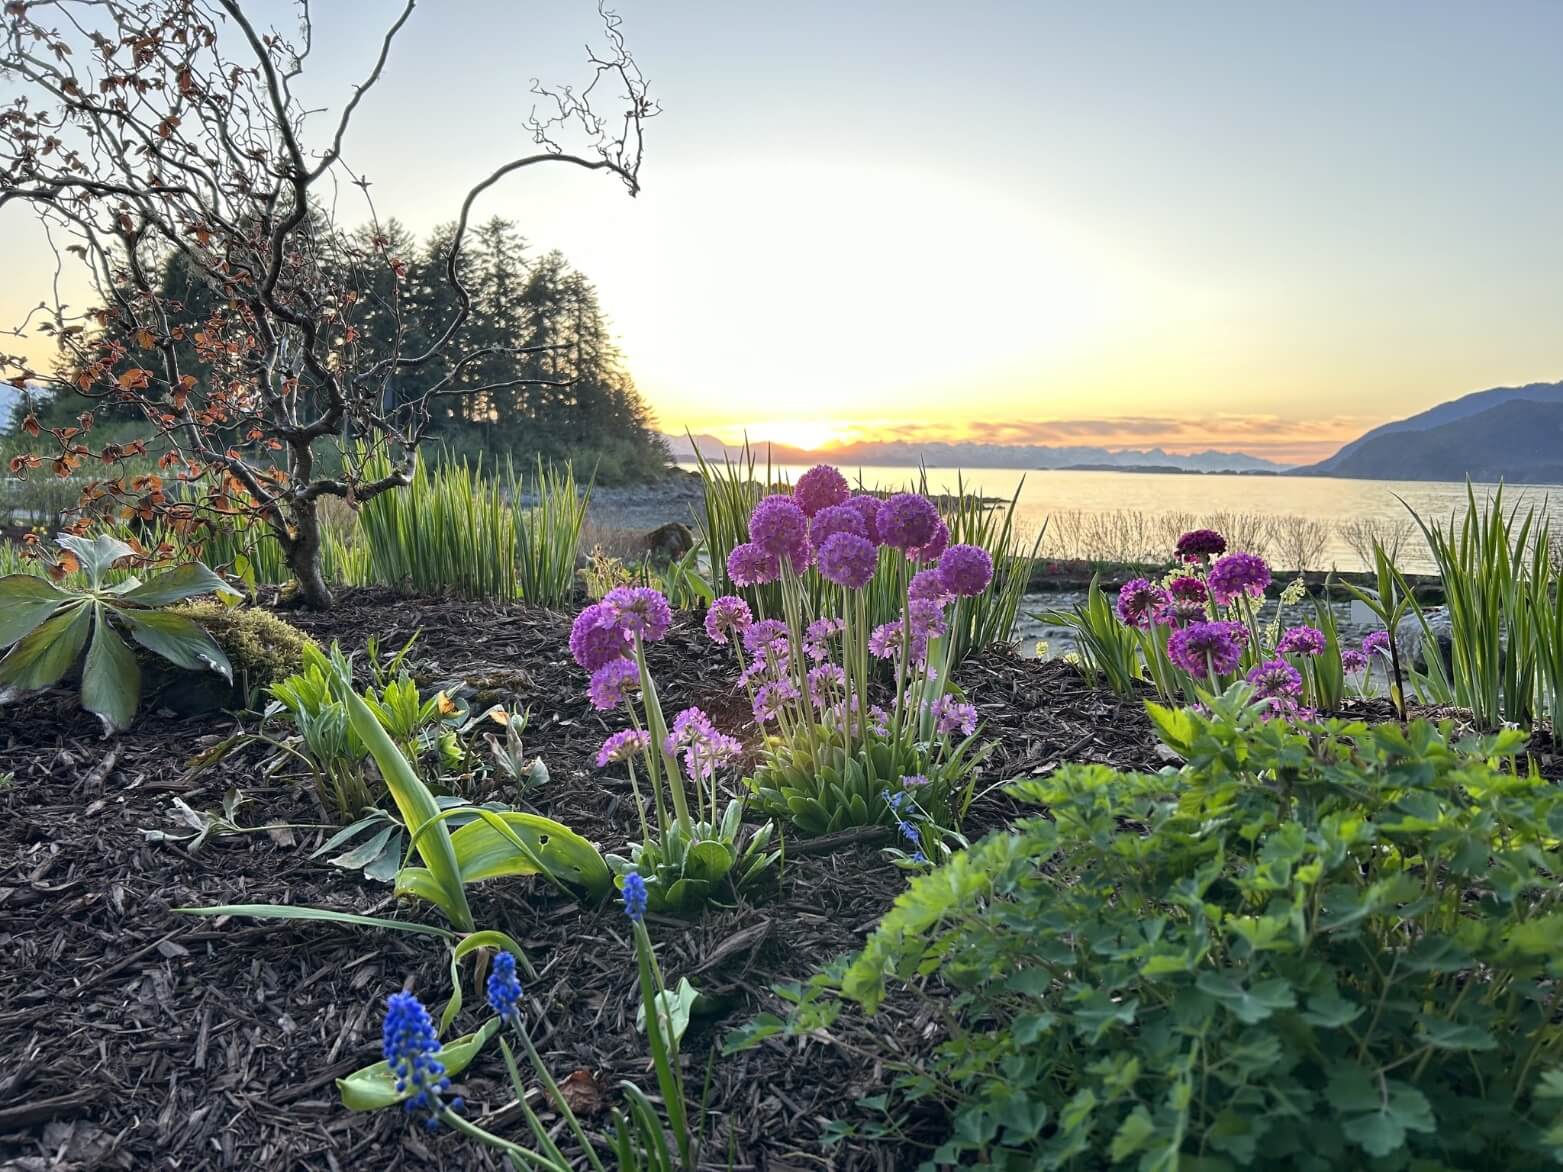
117 367 152 391
48 551 81 580
22 414 41 437
134 327 156 349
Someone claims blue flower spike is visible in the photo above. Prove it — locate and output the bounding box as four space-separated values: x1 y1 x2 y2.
382 991 453 1128
486 951 523 1022
622 870 649 923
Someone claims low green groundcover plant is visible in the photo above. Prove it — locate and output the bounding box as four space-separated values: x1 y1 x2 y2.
0 532 236 730
777 689 1563 1169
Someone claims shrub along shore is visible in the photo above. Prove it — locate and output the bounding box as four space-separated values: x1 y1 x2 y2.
3 462 1563 1169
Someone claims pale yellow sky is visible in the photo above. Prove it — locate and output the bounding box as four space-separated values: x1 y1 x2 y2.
4 1 1561 466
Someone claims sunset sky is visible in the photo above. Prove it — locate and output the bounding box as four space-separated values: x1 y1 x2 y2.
3 0 1561 464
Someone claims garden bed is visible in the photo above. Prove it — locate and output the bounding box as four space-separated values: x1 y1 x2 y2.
0 589 1169 1171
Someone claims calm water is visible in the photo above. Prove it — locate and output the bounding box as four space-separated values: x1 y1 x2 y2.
679 462 1563 575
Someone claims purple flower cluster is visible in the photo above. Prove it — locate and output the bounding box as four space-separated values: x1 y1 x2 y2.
1117 578 1169 628
1276 625 1326 657
804 616 843 661
601 585 673 642
703 595 753 645
588 658 641 711
1246 657 1302 699
1176 529 1227 563
1254 695 1317 724
1341 648 1369 674
876 493 941 552
868 621 913 662
752 678 800 723
753 678 800 725
570 603 633 671
1208 552 1271 606
926 694 978 736
664 706 743 781
1363 630 1391 659
938 543 994 597
844 494 884 544
907 598 948 640
742 618 789 657
749 494 809 559
809 503 867 547
571 589 672 702
807 662 845 707
727 542 780 586
595 728 651 767
1168 621 1244 677
909 568 952 604
816 531 878 589
867 596 949 664
907 519 950 565
793 464 850 518
1156 576 1204 625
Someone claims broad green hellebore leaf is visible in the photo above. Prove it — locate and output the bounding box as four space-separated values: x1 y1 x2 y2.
0 601 91 692
0 574 70 646
81 605 141 732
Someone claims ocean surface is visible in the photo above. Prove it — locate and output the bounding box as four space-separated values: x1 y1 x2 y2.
680 462 1563 575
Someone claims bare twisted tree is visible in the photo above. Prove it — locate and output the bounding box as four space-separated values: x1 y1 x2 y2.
0 0 654 607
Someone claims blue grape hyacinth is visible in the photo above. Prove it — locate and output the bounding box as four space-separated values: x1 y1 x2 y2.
382 991 459 1129
621 870 648 923
486 951 523 1022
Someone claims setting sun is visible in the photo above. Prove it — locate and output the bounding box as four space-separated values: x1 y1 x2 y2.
731 419 848 452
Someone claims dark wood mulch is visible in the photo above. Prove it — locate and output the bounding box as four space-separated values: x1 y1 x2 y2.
7 587 1561 1172
0 589 1167 1171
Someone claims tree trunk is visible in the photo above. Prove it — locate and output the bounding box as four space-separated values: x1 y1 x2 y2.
286 498 334 610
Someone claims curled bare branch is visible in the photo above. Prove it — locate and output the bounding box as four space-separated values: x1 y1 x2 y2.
1 0 654 608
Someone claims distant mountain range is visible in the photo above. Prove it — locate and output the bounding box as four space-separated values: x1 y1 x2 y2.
663 433 1285 474
1300 379 1563 483
0 385 18 430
